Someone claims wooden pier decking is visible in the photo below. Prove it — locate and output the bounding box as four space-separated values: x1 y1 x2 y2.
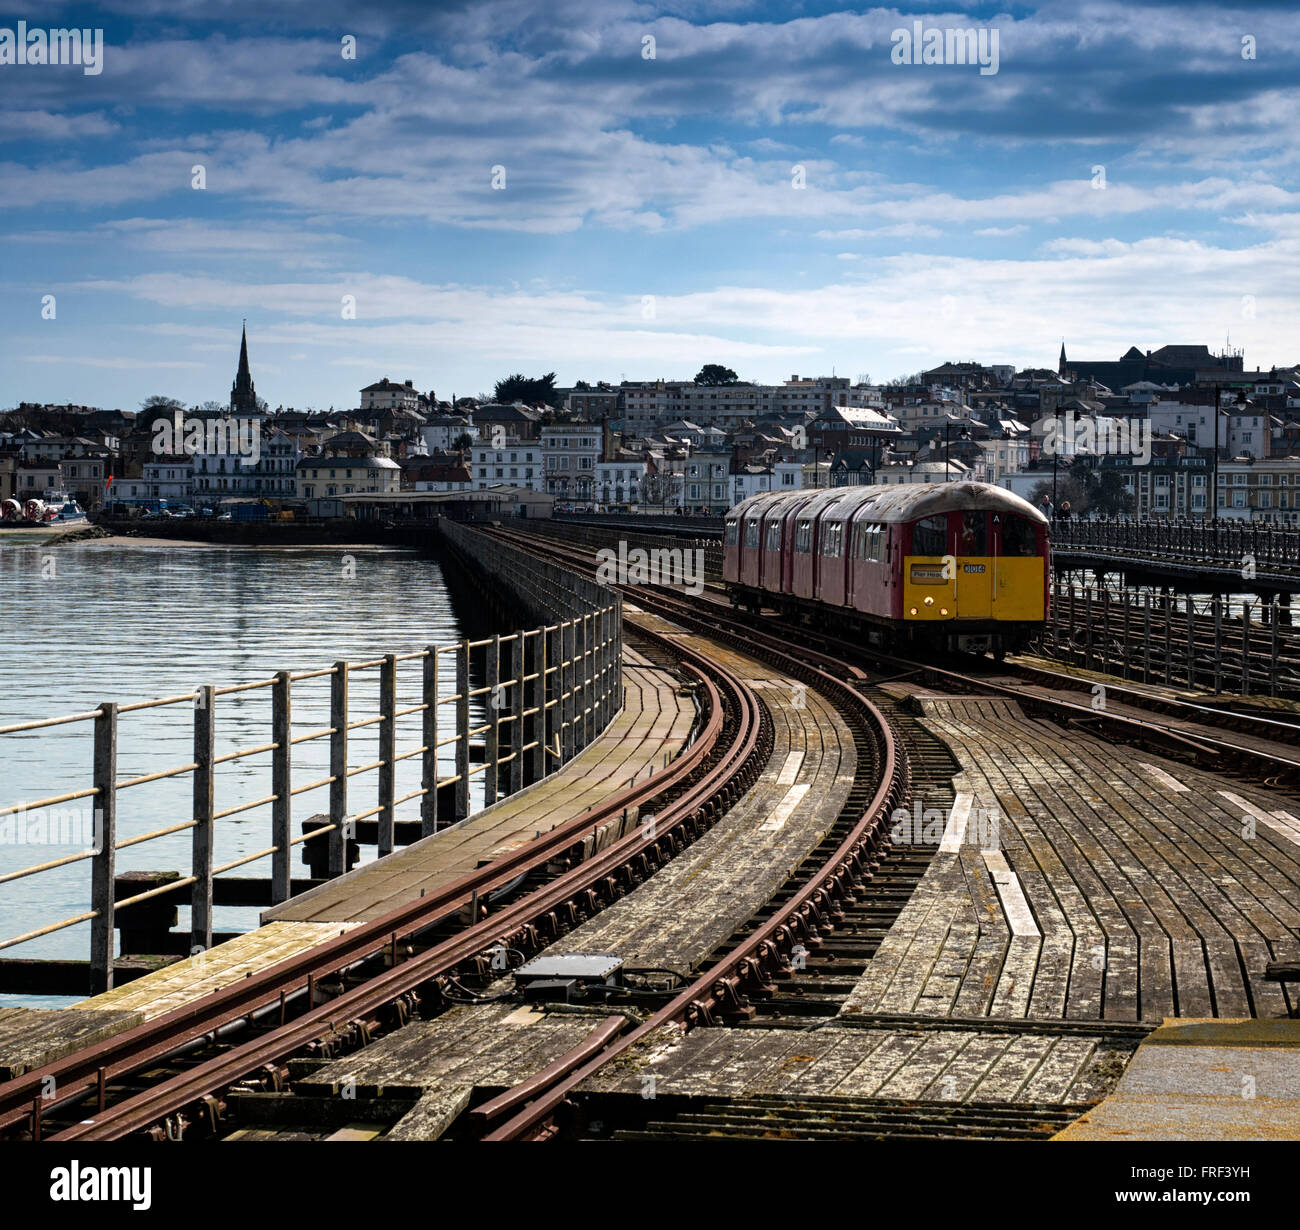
264 645 695 926
840 692 1300 1024
0 647 695 1079
550 612 857 973
567 686 1300 1136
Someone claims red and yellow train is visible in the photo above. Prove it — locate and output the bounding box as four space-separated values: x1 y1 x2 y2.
723 481 1049 657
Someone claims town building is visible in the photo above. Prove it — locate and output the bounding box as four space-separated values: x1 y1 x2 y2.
141 455 195 505
541 423 600 503
360 378 422 413
297 454 401 499
473 436 544 492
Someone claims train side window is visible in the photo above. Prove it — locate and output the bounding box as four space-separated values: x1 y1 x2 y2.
766 521 782 551
853 522 871 561
821 522 843 557
911 515 947 556
725 520 739 547
1000 515 1038 556
870 525 884 562
795 520 812 553
857 523 882 562
744 519 760 548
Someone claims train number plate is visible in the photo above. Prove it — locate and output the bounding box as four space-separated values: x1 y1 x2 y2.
962 564 986 574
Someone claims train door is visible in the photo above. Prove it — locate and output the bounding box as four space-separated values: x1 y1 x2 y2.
741 511 762 587
990 512 1046 620
954 509 992 619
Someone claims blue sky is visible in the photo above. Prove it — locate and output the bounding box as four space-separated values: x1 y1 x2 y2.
2 0 1298 412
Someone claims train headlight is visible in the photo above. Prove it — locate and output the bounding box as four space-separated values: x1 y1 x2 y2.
924 596 934 606
909 606 918 615
940 607 949 616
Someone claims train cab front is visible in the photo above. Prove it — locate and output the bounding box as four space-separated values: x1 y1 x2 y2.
901 505 1047 656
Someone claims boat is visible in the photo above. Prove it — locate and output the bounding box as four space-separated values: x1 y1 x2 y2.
0 492 88 528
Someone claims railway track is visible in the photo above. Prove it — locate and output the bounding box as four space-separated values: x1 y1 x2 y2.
470 527 1199 1140
5 524 919 1144
454 525 908 1139
469 524 1298 1140
13 520 1287 1143
0 621 772 1141
494 525 1300 793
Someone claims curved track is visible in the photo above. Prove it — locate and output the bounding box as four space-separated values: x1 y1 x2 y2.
1 620 772 1141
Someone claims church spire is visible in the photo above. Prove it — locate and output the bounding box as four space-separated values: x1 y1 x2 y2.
231 320 259 414
1058 340 1069 379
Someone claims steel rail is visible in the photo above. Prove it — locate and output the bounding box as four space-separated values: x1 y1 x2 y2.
15 629 759 1133
46 640 766 1141
473 526 908 1140
0 632 731 1138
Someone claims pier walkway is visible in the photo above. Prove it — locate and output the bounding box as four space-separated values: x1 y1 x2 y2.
0 647 694 1074
264 643 693 927
550 608 857 974
562 686 1300 1140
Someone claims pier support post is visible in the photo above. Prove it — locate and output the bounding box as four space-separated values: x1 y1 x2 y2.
421 646 439 836
271 671 292 903
485 635 500 807
1143 593 1151 684
1212 597 1223 694
561 619 575 763
510 632 525 795
329 661 349 877
1240 602 1251 696
455 639 470 822
583 613 595 749
90 701 118 995
1270 598 1281 698
379 653 397 856
192 685 215 951
532 629 548 784
1084 587 1093 671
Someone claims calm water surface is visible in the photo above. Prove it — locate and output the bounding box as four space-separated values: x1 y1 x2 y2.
0 541 484 1002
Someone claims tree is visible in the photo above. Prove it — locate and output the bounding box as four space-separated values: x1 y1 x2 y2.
640 471 678 510
1028 474 1088 517
1069 459 1134 517
453 432 475 452
1089 470 1134 517
141 394 184 410
694 364 739 386
494 372 559 407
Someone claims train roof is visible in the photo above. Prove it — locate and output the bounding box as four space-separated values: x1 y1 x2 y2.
730 481 1048 526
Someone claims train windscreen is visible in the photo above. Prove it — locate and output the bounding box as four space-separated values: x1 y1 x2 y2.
1000 515 1038 556
912 515 947 555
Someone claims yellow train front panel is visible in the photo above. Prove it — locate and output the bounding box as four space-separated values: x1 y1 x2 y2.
902 557 1044 621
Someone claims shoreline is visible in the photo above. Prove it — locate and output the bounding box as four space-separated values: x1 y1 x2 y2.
0 527 413 551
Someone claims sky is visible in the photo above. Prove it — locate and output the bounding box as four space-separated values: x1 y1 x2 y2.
2 0 1299 413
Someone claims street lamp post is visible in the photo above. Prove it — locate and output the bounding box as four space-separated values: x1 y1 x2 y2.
1210 383 1219 523
942 420 971 482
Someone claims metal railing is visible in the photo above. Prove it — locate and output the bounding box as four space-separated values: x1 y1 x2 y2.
1051 518 1300 575
503 517 724 582
0 598 622 993
1036 579 1300 698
